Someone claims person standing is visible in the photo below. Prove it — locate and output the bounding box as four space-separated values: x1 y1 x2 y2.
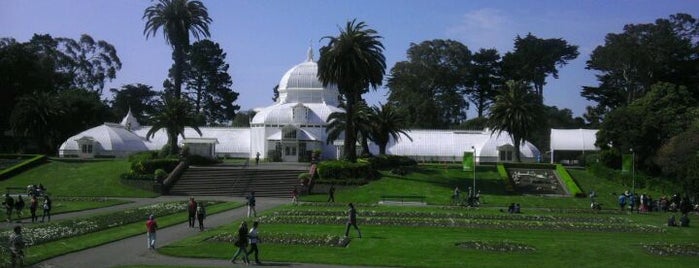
231 221 250 264
29 195 38 223
146 214 158 249
247 221 261 264
4 193 15 222
41 195 51 222
196 202 206 231
9 225 25 268
15 195 25 221
187 197 197 228
255 152 260 165
246 191 257 217
344 203 362 238
328 184 336 203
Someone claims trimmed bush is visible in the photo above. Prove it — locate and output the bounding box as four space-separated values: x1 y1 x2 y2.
0 154 47 180
132 159 180 175
497 164 515 193
365 155 417 170
556 164 584 197
127 151 158 163
187 155 221 165
317 160 378 183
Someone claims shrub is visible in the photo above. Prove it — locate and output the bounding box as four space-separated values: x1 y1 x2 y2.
317 160 378 183
128 151 158 163
556 164 584 197
497 164 515 193
187 155 221 165
365 155 417 170
132 159 180 175
154 169 168 183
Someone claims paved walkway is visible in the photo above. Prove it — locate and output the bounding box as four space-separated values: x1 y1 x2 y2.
20 196 371 268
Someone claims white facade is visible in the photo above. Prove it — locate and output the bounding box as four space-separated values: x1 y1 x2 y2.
59 49 543 163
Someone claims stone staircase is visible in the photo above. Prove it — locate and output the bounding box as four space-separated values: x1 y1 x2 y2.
168 165 306 197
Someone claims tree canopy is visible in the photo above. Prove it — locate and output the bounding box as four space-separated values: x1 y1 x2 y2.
183 39 240 126
143 0 212 99
583 13 699 116
487 80 546 162
387 39 472 128
318 19 386 162
502 33 579 97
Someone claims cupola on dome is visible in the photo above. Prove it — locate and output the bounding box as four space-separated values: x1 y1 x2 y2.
276 47 339 105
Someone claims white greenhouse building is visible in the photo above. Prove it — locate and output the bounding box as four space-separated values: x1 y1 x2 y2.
59 48 548 163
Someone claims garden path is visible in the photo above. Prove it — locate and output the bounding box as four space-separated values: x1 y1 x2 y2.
27 196 373 268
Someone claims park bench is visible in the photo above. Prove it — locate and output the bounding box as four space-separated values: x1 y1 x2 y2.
380 194 426 205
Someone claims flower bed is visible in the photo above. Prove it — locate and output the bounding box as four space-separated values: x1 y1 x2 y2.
209 232 350 247
0 201 221 246
642 243 699 256
455 240 536 252
270 209 631 224
258 209 663 233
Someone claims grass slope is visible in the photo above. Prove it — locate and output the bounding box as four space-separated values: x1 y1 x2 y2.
0 159 157 197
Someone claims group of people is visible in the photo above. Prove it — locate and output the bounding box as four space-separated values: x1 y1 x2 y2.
617 191 696 214
452 186 480 207
3 192 52 223
187 197 206 231
231 221 262 265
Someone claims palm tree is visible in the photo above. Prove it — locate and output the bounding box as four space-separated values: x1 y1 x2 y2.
369 103 412 155
325 101 375 157
487 80 545 162
318 19 386 162
146 96 202 156
143 0 212 99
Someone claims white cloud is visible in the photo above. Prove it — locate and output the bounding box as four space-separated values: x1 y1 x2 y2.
446 8 516 52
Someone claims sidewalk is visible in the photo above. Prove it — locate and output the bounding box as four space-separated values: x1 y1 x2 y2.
31 196 372 268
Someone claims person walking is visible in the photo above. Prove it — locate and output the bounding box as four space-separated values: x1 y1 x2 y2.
196 202 206 231
291 187 299 205
344 203 362 238
41 195 52 222
15 195 25 221
231 221 250 264
146 214 158 249
187 197 197 228
29 195 38 223
9 225 26 268
328 184 336 203
247 221 261 264
255 152 260 165
246 191 257 217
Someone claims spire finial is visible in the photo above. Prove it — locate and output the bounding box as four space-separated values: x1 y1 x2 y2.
306 42 313 62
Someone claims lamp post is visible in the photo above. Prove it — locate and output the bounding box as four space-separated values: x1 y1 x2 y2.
471 146 476 193
630 148 635 195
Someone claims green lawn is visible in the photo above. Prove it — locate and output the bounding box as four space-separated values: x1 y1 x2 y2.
0 159 157 197
0 197 129 223
160 165 697 268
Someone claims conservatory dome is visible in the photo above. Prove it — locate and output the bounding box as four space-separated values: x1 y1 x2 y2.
276 47 340 106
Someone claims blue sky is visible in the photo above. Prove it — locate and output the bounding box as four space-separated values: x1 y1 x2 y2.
2 0 697 118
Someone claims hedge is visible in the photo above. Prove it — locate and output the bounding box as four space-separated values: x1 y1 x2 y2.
555 164 584 197
363 155 417 170
317 160 378 182
497 164 515 194
131 159 180 175
0 154 47 180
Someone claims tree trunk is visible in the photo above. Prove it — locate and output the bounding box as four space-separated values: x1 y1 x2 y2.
344 96 357 162
514 138 522 162
173 45 185 99
168 129 179 156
